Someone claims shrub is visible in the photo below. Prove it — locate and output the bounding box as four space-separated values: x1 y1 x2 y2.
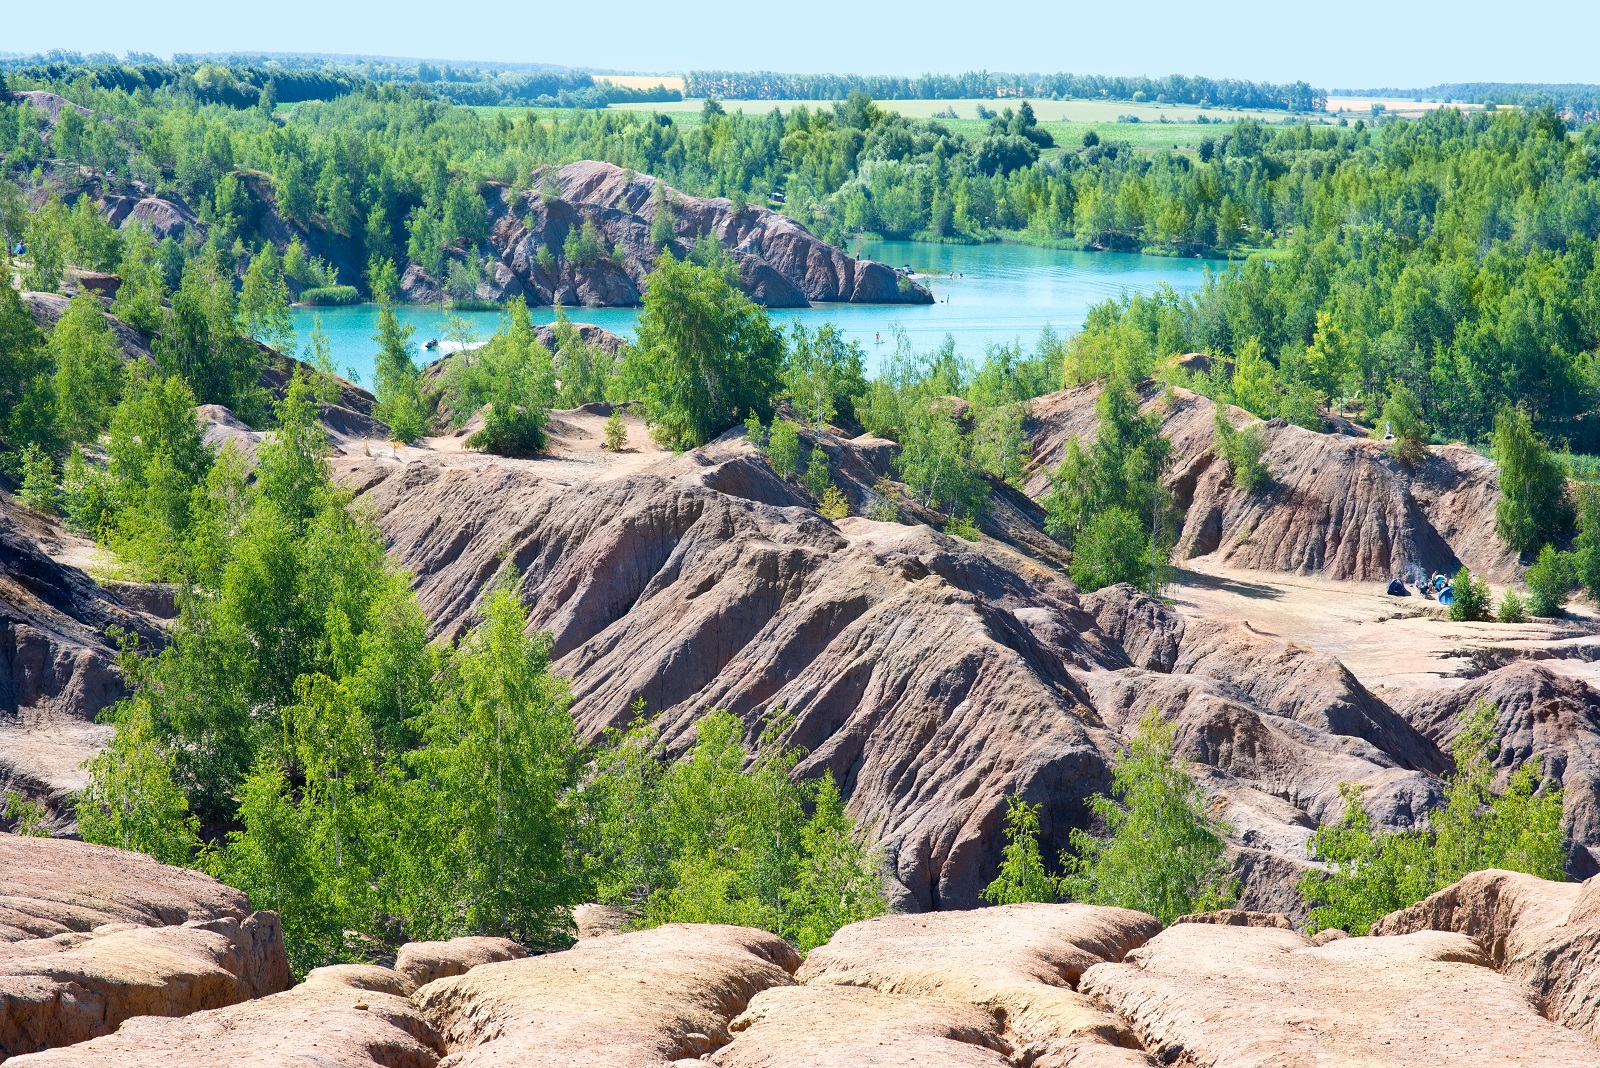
1213 408 1269 493
767 419 800 477
17 443 59 515
865 479 901 522
743 412 767 449
1525 546 1573 617
1299 699 1565 934
803 444 831 499
603 409 628 451
944 514 979 541
535 245 556 275
1060 712 1234 924
1070 507 1152 593
1377 383 1428 464
1493 406 1572 553
3 790 51 837
1447 567 1492 622
981 797 1061 905
296 285 362 306
1495 589 1528 624
818 484 849 520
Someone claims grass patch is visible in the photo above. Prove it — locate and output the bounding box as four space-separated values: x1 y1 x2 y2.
297 285 363 306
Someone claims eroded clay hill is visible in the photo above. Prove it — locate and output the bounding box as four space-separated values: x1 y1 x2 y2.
8 833 1598 1067
1028 381 1519 584
416 159 935 309
337 399 1492 914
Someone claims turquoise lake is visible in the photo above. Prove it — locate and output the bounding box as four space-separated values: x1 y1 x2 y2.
289 240 1221 388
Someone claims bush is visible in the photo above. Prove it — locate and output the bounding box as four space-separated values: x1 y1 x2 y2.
1070 507 1153 593
944 514 979 541
1525 546 1573 617
818 484 849 520
1377 383 1428 463
1447 567 1492 622
767 419 800 477
803 444 831 499
1495 589 1528 623
1060 712 1234 924
1493 406 1571 553
603 409 628 451
981 797 1061 905
18 444 59 515
1213 408 1269 493
296 285 362 306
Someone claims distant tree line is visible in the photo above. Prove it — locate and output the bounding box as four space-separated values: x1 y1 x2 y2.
685 70 1324 110
1333 82 1600 116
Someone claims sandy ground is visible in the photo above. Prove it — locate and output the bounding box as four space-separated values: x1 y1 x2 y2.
332 404 672 487
1171 556 1600 697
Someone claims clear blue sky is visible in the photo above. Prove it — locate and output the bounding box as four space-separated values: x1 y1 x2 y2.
7 0 1598 89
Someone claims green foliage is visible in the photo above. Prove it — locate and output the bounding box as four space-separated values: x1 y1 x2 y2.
1525 546 1574 617
17 443 58 514
239 244 296 353
0 280 55 460
155 255 266 422
1495 589 1528 624
49 293 125 444
446 298 556 456
22 194 67 291
783 322 867 433
803 444 832 500
1069 507 1158 592
1493 406 1572 554
1576 486 1600 602
297 285 362 306
394 585 585 947
584 708 887 951
1045 376 1175 592
100 367 213 577
766 418 800 477
894 402 987 518
944 513 980 541
620 255 782 450
1447 567 1493 623
981 797 1062 905
3 790 51 837
603 408 628 451
562 218 606 267
550 307 615 407
111 227 169 338
1060 712 1234 924
372 301 428 442
1300 699 1566 935
818 483 850 520
1213 407 1269 493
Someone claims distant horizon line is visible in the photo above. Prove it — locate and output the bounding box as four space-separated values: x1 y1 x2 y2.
4 50 1599 97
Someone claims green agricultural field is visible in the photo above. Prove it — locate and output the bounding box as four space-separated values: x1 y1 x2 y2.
469 97 1340 153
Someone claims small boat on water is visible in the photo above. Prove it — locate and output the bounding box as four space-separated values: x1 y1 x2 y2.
424 338 439 350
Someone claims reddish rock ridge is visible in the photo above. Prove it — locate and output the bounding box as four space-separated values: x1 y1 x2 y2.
1027 384 1518 584
0 833 291 1059
440 159 933 309
1373 869 1600 1040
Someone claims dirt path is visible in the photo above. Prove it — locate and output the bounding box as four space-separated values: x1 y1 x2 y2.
1171 557 1600 696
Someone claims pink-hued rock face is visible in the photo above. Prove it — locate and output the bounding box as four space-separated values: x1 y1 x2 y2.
473 160 933 310
0 833 292 1059
1079 921 1600 1067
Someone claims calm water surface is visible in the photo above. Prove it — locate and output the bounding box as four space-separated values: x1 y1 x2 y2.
290 241 1219 387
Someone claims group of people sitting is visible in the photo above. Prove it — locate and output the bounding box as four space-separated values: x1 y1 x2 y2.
1385 571 1451 600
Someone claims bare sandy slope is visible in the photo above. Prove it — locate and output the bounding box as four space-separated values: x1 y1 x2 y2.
1171 557 1600 695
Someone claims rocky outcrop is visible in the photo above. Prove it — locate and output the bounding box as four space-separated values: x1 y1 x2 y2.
1078 920 1600 1066
1028 385 1519 584
0 495 166 832
478 160 932 309
0 833 291 1059
413 924 799 1065
100 194 204 243
11 94 90 143
1372 869 1600 1040
393 937 526 992
8 961 444 1068
1396 664 1600 877
726 904 1161 1067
